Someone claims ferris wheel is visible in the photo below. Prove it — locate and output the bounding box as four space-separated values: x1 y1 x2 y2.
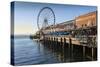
37 7 55 34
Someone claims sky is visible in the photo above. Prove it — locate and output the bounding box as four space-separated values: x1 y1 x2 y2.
12 1 97 35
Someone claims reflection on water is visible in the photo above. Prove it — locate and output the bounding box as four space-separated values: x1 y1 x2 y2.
12 37 91 66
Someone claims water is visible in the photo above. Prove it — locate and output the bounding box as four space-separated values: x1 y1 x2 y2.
12 37 91 66
13 37 62 66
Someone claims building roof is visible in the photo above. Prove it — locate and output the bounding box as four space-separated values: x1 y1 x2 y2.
75 11 97 19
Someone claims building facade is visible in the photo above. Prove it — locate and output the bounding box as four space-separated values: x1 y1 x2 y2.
75 11 97 28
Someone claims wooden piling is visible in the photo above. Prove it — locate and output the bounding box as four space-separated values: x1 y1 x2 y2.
53 37 56 51
60 38 63 51
92 47 94 60
63 38 66 50
69 37 73 61
56 38 58 51
83 46 85 59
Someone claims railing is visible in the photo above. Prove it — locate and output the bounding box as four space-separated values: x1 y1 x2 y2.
75 35 97 47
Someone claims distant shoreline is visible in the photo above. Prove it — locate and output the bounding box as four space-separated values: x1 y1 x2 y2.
11 35 39 39
11 35 31 38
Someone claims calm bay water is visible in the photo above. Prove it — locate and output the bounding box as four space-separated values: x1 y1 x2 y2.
13 36 91 66
14 37 62 66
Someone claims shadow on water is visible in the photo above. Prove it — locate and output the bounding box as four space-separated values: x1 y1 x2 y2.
41 39 96 63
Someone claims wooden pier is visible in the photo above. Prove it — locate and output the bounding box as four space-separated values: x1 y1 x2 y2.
41 34 97 61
